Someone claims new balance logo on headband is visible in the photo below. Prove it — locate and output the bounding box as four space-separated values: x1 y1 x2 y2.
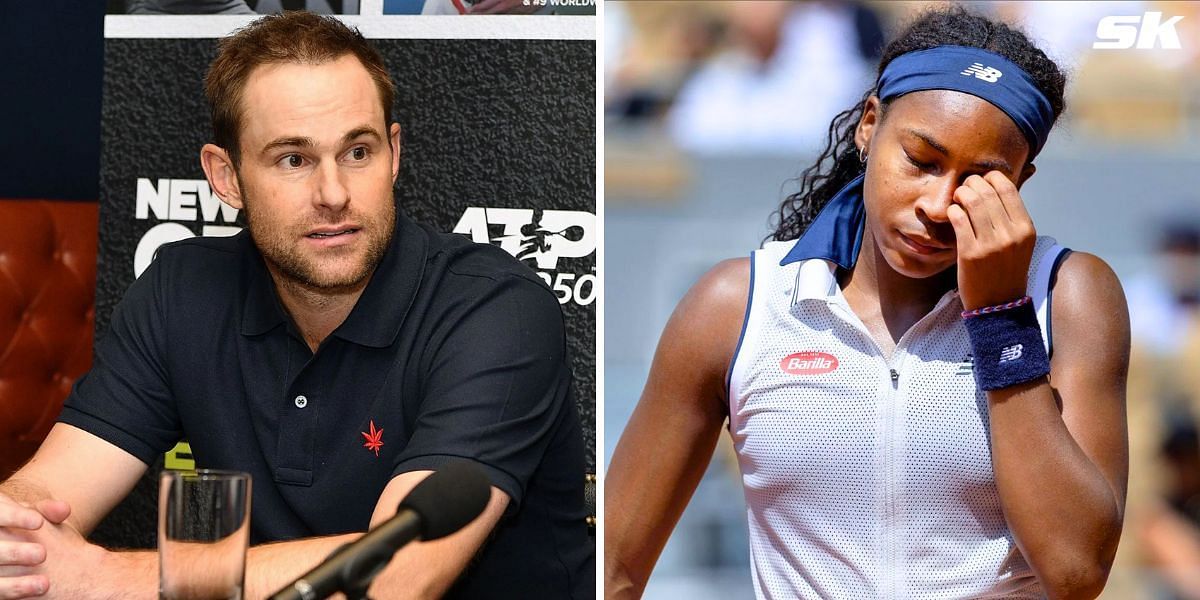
960 63 1002 83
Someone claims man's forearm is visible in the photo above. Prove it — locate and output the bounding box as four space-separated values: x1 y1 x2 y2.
64 535 353 600
246 529 487 600
32 478 505 600
0 475 75 533
245 533 358 599
71 535 350 599
88 530 479 600
0 476 50 505
92 550 157 600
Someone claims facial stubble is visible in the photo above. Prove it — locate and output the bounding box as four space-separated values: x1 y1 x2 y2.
238 176 395 294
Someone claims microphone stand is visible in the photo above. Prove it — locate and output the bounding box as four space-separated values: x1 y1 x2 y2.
277 513 418 600
339 540 379 600
315 538 396 600
343 577 374 600
269 461 490 600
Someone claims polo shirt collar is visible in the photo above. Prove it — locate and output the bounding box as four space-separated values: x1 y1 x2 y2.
240 233 287 336
791 258 840 305
779 173 866 271
333 212 426 348
778 173 865 306
239 210 428 348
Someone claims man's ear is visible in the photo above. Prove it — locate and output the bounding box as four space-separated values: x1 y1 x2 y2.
200 144 244 209
389 122 402 184
1017 163 1037 189
854 95 881 158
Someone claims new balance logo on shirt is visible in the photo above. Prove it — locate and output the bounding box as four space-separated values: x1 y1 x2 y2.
999 344 1024 363
961 62 1002 82
956 355 974 375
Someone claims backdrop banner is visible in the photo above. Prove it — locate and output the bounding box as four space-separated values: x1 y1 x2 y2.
97 14 595 547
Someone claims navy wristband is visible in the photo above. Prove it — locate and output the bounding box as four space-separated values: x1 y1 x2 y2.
962 302 1050 391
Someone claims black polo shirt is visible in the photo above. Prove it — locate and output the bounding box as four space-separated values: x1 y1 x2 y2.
60 211 593 598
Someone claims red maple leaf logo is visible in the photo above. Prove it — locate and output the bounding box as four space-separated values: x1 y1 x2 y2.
361 420 384 457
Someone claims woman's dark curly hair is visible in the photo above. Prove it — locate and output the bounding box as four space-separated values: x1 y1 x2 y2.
767 6 1068 242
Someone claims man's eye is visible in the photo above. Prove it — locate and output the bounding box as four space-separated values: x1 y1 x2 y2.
283 155 304 168
350 147 367 160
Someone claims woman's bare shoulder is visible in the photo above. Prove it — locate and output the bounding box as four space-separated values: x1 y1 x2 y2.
672 257 752 340
650 257 753 391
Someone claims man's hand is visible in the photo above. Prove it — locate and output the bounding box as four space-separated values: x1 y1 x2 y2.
14 513 151 600
0 488 76 599
947 171 1037 310
0 427 164 599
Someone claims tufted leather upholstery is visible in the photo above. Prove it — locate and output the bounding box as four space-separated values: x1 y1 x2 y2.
0 199 98 479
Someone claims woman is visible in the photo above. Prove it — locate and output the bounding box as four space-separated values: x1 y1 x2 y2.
605 7 1128 599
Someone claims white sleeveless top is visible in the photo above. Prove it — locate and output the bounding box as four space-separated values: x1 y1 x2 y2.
728 236 1067 599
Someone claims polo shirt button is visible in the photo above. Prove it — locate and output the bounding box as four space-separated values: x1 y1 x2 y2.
294 395 308 409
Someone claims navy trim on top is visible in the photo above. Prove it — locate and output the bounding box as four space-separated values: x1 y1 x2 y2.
1046 247 1072 359
725 252 757 412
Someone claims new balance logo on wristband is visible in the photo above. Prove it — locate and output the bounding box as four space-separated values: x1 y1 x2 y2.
999 344 1024 363
961 62 1002 82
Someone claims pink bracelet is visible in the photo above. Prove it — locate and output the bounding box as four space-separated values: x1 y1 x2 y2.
961 295 1032 319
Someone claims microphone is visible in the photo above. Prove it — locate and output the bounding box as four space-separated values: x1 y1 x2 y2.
268 461 492 600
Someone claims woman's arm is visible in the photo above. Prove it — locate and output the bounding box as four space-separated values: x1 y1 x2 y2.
948 171 1129 599
604 258 750 599
986 251 1129 600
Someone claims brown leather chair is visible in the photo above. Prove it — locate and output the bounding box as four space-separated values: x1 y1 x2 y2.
0 199 98 479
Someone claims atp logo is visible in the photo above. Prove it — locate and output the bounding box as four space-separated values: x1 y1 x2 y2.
453 207 596 306
961 63 1002 83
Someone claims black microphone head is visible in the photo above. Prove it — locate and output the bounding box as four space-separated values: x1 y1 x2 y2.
398 460 491 540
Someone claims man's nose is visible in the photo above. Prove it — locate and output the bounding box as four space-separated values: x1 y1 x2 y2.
313 159 350 212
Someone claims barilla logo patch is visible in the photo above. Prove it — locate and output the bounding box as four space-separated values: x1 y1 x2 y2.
780 352 839 375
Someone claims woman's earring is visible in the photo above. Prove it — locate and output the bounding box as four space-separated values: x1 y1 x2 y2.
858 146 868 164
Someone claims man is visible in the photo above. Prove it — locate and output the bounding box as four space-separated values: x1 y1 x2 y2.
0 11 592 599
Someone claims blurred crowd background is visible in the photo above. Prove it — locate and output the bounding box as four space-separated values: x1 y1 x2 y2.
604 1 1200 598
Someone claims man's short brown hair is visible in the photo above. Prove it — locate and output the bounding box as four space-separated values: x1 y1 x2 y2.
204 11 396 165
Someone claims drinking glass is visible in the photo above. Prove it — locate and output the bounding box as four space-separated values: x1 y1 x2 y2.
158 470 251 600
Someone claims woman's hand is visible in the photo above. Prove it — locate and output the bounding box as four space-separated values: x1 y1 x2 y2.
947 171 1037 310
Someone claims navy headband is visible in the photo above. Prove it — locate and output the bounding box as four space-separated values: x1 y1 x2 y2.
877 45 1054 160
781 46 1054 269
